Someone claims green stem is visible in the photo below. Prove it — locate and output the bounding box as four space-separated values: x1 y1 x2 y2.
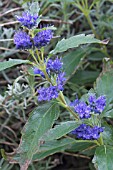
59 91 67 104
85 14 99 39
57 92 79 120
43 69 51 83
29 50 39 65
94 140 101 146
34 50 79 121
85 13 110 57
66 106 79 120
98 134 104 145
41 47 44 62
36 49 42 63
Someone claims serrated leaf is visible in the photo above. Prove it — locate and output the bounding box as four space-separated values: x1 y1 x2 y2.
0 59 30 72
41 121 79 141
94 145 113 170
51 34 105 54
12 102 60 169
33 138 75 160
95 70 113 105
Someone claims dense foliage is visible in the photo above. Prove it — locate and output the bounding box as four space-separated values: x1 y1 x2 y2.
1 0 113 170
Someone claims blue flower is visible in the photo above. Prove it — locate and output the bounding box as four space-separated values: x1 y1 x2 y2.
88 95 96 104
71 124 104 140
33 67 45 78
74 102 91 119
33 29 53 48
16 12 38 29
48 86 59 100
70 95 106 119
35 56 66 102
47 57 63 73
57 72 66 91
70 99 79 107
37 71 66 101
14 31 32 49
38 87 49 101
38 86 59 101
95 96 106 113
88 95 106 114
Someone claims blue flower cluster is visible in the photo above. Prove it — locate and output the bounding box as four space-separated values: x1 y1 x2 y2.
38 86 59 101
70 94 106 140
71 124 104 140
47 57 63 73
33 30 53 48
75 102 91 119
89 95 106 113
34 58 66 101
70 94 106 119
33 58 63 76
16 12 38 29
57 72 66 91
37 74 66 101
14 12 53 49
14 31 32 49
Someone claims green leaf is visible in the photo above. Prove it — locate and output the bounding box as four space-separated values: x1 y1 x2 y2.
103 108 113 118
63 49 85 77
95 70 113 104
41 121 79 141
102 122 113 146
29 2 40 15
12 102 60 169
94 145 113 170
88 51 106 61
27 67 34 76
0 59 30 72
67 140 96 154
33 139 96 161
33 138 75 160
48 0 74 2
22 2 40 15
51 34 105 54
70 70 99 85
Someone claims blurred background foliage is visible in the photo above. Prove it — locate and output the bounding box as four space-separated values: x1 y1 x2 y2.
0 0 113 169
